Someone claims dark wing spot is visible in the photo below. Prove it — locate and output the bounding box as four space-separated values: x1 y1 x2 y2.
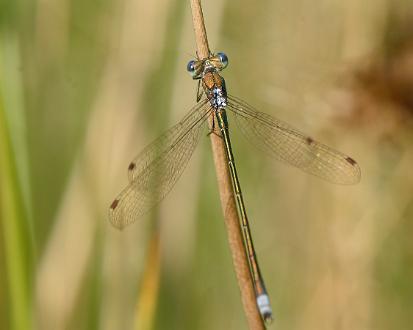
346 157 357 166
128 162 136 171
110 199 119 210
306 137 314 145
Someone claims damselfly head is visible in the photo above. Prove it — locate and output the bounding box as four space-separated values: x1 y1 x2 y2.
187 52 229 79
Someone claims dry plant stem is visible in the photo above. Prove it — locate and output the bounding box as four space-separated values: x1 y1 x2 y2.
134 229 161 330
189 1 265 329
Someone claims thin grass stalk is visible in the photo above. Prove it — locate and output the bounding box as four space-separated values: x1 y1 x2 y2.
189 1 265 328
134 229 161 330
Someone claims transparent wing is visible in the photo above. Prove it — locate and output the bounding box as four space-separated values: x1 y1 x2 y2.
109 99 211 229
227 95 361 184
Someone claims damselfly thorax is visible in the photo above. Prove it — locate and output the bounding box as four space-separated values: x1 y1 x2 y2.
202 70 228 109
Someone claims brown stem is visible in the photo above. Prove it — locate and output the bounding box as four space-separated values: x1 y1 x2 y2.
189 1 265 329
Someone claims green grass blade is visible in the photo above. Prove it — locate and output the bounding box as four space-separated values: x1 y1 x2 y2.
0 31 34 330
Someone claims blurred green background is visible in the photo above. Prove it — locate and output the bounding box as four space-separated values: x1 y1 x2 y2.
1 0 413 329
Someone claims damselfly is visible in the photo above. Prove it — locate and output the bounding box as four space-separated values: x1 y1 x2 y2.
109 52 361 323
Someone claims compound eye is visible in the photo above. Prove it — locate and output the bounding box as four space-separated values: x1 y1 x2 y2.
187 60 197 78
217 52 228 69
